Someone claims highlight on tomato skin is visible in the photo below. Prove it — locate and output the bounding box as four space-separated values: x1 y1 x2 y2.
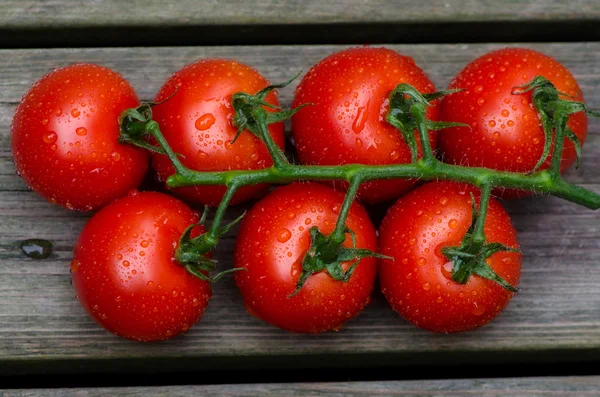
291 46 440 204
378 181 522 334
439 47 587 198
71 190 211 342
233 182 378 334
150 58 285 207
11 63 148 211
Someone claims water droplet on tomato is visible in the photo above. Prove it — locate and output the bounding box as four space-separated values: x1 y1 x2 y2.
76 127 87 136
501 109 509 117
417 257 427 266
305 218 312 225
287 212 296 220
355 138 363 147
441 261 454 280
195 113 216 131
332 204 340 214
423 282 431 290
71 108 81 117
43 131 57 144
122 260 130 267
471 302 485 316
516 156 523 163
507 120 515 127
448 219 459 229
140 240 149 248
352 101 369 134
277 228 292 243
111 152 121 162
70 258 80 272
488 120 496 127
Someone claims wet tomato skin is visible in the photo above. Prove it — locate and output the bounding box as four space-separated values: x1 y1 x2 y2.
439 48 587 197
151 59 285 206
292 47 440 203
234 183 378 333
11 63 148 211
378 181 521 333
71 191 211 342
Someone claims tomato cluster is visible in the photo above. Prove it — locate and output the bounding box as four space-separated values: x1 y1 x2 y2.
12 47 589 341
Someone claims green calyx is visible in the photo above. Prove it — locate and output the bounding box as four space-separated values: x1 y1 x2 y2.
442 194 519 292
231 72 310 144
176 207 247 283
512 76 600 175
386 84 468 162
118 91 178 154
289 226 392 297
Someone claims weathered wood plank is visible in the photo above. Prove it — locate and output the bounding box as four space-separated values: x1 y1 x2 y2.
3 1 598 29
0 44 599 375
3 376 600 396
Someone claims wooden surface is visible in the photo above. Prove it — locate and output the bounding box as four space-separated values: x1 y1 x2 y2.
0 43 599 376
4 1 599 28
3 376 600 396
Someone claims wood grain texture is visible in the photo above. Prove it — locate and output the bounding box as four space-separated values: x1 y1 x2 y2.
0 43 599 375
3 0 599 29
3 376 600 396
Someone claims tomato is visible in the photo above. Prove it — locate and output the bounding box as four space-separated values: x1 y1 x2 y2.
11 63 148 211
151 59 285 206
378 181 521 333
439 48 587 197
71 191 211 342
234 183 378 333
291 47 440 203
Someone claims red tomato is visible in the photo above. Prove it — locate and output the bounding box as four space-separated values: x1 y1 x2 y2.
151 59 285 206
378 181 521 333
234 183 378 333
292 47 440 203
71 191 211 342
439 48 587 197
11 63 148 211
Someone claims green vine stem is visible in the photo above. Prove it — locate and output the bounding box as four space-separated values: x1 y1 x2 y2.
119 75 600 293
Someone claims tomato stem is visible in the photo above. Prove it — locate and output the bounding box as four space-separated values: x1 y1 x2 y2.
120 76 600 289
145 120 191 178
253 109 289 169
472 183 492 248
206 183 241 242
330 176 362 245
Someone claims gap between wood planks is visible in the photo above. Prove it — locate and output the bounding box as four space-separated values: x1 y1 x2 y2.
1 20 600 49
1 360 599 390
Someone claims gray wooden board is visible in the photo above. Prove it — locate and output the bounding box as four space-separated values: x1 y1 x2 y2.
2 376 600 396
0 43 599 375
3 1 599 29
